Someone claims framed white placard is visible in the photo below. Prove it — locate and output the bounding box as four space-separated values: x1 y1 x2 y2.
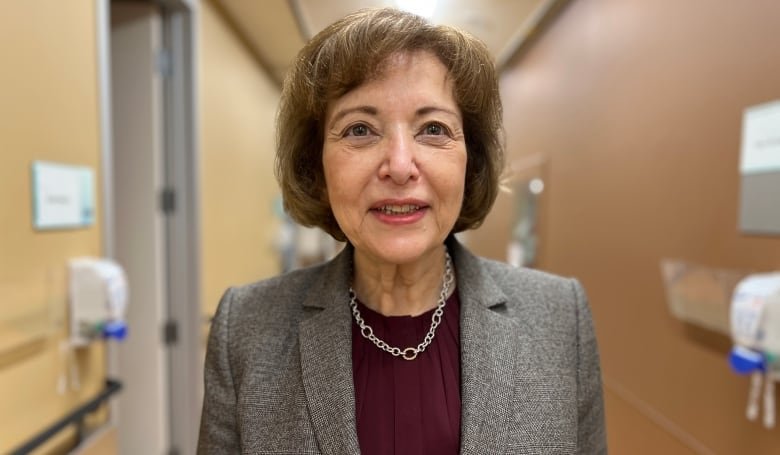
740 100 780 175
31 161 95 230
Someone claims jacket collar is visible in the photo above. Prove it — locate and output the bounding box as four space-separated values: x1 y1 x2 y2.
298 238 520 454
446 235 508 308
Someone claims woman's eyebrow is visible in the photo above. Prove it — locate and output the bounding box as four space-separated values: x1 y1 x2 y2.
416 106 461 121
328 106 377 129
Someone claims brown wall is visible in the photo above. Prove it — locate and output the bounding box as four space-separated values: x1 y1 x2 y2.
472 0 780 453
0 1 107 452
199 0 282 319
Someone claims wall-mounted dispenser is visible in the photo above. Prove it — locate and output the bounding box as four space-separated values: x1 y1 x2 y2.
729 273 780 428
68 258 128 346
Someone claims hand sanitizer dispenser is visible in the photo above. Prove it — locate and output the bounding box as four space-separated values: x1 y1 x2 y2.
68 258 128 346
729 273 780 428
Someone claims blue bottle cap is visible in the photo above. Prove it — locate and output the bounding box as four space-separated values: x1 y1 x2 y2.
103 321 128 341
729 346 764 374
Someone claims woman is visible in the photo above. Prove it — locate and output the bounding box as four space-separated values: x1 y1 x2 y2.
199 7 605 455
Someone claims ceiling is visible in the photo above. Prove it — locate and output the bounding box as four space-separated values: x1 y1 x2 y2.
213 0 568 85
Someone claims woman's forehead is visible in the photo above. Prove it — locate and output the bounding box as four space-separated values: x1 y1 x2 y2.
324 51 456 118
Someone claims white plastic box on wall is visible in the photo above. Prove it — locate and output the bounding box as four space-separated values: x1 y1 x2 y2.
68 258 128 346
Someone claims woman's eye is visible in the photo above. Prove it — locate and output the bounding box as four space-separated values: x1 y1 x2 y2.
424 123 445 136
347 124 369 137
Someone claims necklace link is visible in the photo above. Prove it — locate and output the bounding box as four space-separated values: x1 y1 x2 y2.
349 249 454 361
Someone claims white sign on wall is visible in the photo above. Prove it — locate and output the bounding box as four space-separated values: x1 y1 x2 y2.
741 100 780 175
31 161 95 230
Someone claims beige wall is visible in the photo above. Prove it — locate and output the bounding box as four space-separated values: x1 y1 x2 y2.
199 1 282 318
472 0 780 453
0 1 106 452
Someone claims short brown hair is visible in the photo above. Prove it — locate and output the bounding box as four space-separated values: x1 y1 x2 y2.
275 7 504 241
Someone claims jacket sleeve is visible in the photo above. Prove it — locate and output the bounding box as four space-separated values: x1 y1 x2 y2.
571 279 608 454
198 288 240 454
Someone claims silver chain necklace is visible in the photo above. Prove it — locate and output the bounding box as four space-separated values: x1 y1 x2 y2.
349 249 454 361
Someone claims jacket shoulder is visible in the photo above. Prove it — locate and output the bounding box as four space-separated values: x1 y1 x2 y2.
477 256 576 299
216 262 332 339
227 263 328 311
473 257 584 337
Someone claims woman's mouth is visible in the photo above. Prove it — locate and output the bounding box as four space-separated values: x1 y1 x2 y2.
370 201 429 224
373 204 422 215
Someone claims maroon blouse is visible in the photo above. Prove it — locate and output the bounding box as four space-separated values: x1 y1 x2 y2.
351 291 461 455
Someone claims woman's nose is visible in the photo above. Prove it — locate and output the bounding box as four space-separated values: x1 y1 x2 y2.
379 132 420 184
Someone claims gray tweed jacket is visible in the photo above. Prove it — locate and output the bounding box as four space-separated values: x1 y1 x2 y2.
198 238 606 454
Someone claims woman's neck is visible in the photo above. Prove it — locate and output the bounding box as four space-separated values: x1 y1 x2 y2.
352 245 447 316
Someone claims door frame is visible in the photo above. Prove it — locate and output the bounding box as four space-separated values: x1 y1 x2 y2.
159 2 203 454
97 0 201 453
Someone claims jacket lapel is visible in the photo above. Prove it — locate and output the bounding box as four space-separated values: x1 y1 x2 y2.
298 247 361 454
449 239 520 453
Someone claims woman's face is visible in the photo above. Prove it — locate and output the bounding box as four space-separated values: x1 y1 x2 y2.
322 51 467 266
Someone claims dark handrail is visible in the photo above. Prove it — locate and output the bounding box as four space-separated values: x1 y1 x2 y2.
9 379 122 455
